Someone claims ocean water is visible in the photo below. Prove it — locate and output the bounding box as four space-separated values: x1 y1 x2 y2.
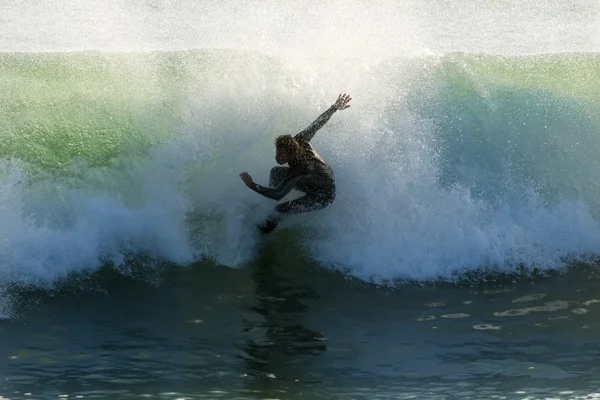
1 0 600 398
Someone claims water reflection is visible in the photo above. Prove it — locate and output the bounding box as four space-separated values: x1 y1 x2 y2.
240 245 326 386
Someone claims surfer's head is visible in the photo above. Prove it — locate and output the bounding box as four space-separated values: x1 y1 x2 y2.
275 134 302 164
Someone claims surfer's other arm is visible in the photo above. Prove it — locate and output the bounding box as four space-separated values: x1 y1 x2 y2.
294 93 352 143
239 172 305 201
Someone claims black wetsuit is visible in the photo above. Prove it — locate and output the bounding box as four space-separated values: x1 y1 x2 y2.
249 105 338 232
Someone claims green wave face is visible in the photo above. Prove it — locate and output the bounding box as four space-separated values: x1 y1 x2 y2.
400 53 600 208
0 52 191 171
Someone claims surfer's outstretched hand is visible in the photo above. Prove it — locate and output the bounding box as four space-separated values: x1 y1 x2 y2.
240 172 254 187
333 93 352 111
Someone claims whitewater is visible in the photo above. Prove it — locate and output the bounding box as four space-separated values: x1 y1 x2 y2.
1 0 600 306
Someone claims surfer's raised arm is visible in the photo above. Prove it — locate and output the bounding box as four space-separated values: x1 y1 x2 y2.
294 93 352 143
239 172 307 201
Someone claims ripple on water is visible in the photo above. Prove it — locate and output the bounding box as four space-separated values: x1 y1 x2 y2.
425 302 446 307
493 301 569 317
572 308 589 315
441 313 470 319
512 293 546 303
473 324 501 331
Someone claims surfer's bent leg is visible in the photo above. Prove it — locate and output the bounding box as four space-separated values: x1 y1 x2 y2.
258 171 335 233
259 195 334 233
275 196 333 215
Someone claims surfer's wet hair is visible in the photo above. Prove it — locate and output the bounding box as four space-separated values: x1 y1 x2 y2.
275 134 304 159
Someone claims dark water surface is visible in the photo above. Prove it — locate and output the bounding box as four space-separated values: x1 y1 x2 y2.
2 243 600 399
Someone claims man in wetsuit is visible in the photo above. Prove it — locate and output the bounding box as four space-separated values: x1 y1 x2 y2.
240 93 352 233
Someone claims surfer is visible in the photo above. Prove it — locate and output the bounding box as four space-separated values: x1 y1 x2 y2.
240 93 352 233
